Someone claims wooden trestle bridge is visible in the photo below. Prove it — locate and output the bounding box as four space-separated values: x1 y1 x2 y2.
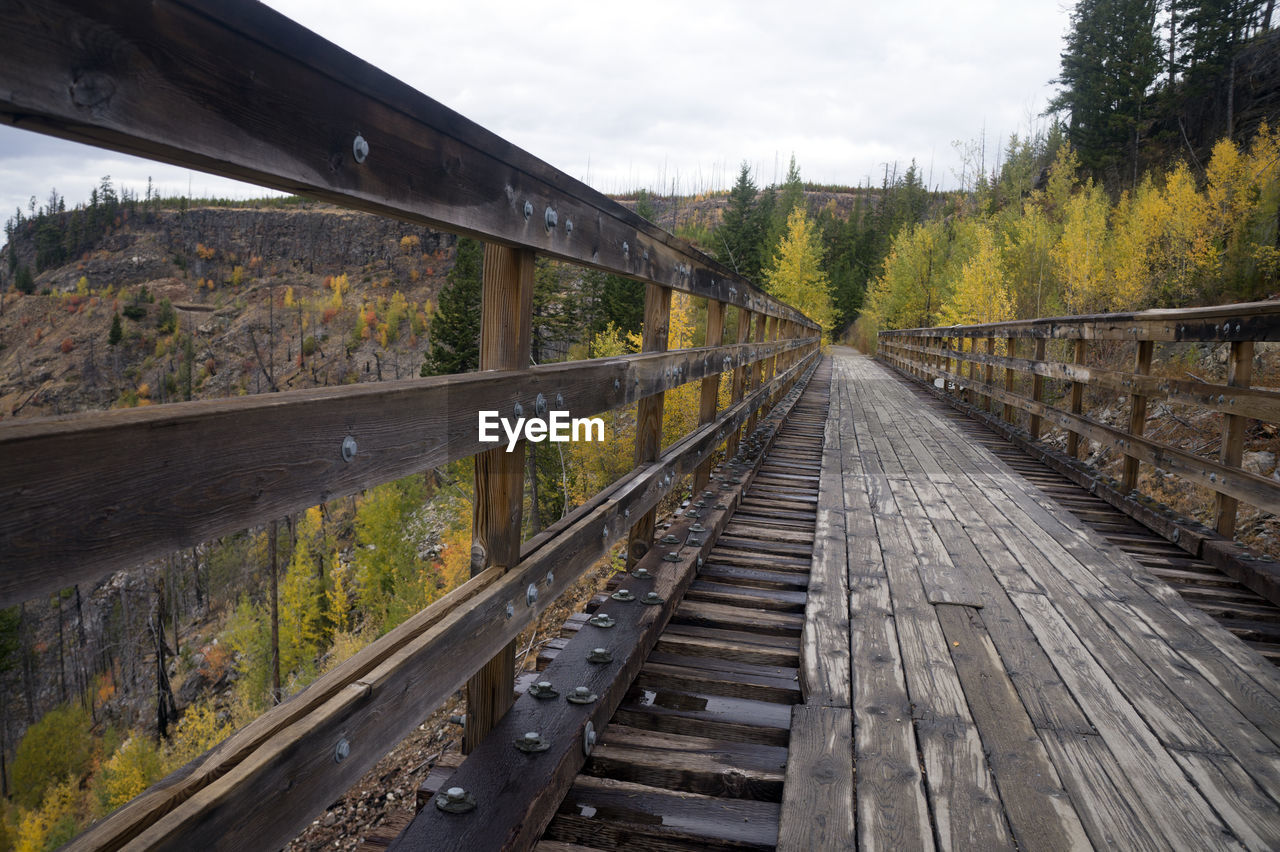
2 2 1280 849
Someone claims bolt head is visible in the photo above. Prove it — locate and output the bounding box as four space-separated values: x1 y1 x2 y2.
341 435 358 463
526 583 539 606
593 647 606 655
334 738 351 763
523 200 534 220
352 135 369 163
446 787 465 801
565 219 573 235
524 731 540 743
535 393 547 416
574 686 590 697
514 401 524 418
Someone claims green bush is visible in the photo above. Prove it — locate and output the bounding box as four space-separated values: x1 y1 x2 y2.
12 701 93 809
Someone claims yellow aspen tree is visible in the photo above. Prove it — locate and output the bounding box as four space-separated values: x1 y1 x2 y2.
1052 181 1112 312
941 224 1013 325
765 206 835 337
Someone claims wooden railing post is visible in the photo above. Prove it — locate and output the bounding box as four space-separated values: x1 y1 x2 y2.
464 243 534 753
984 337 995 412
1121 339 1154 493
693 299 727 493
746 314 770 435
1215 340 1255 537
1029 337 1047 440
726 309 754 458
1067 339 1087 458
626 283 672 568
966 335 977 402
1004 337 1017 424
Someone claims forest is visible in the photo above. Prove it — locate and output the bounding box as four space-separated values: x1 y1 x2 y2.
0 0 1278 849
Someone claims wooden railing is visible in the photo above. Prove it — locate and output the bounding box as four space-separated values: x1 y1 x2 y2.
878 301 1280 603
0 2 819 849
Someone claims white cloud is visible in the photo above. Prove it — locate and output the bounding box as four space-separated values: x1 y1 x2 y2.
0 0 1069 219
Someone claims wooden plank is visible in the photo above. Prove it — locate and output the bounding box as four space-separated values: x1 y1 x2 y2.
79 353 816 852
1122 340 1154 491
0 2 813 327
584 725 787 801
637 655 801 704
1007 590 1236 848
465 243 534 752
934 605 1090 851
727 309 754 459
614 685 792 747
1067 339 1086 457
0 335 809 608
878 300 1280 342
673 600 804 637
543 776 779 851
1216 340 1255 537
1028 337 1047 440
777 706 854 852
693 298 727 494
628 283 672 567
1170 748 1280 851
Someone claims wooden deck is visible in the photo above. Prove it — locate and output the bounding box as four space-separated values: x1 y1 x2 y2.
797 347 1280 851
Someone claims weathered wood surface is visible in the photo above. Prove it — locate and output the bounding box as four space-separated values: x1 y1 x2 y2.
628 284 672 568
0 334 813 608
0 2 813 329
827 347 1280 851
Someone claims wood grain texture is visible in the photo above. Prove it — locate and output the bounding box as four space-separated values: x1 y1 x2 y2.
777 706 854 851
0 1 814 328
628 284 672 568
693 298 727 494
1216 340 1255 536
0 334 812 608
1122 340 1154 491
466 244 534 752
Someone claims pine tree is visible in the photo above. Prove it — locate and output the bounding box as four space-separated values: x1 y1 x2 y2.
422 237 482 377
108 312 123 346
1051 0 1161 180
716 163 768 282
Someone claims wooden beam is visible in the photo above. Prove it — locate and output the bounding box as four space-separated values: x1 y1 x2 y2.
0 0 813 329
76 350 817 852
1122 340 1154 492
0 334 812 609
984 336 995 412
1028 337 1048 441
1004 337 1017 425
1067 339 1087 458
726 309 754 459
1215 340 1255 537
465 244 534 753
778 706 854 851
627 284 672 568
746 312 770 435
693 299 726 494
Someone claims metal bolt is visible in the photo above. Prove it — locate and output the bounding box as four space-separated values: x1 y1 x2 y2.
690 523 706 533
632 566 651 579
352 135 369 163
642 591 663 605
624 508 631 520
583 721 597 756
515 730 550 753
622 241 630 257
602 524 610 541
556 392 565 408
436 785 477 814
526 583 539 606
341 436 358 463
565 219 573 235
614 378 621 390
545 207 558 231
514 401 524 418
536 393 548 416
587 647 613 664
529 680 558 699
523 200 534 220
567 686 597 704
663 552 681 562
611 588 635 602
661 534 680 544
505 601 515 619
334 738 350 763
588 613 616 628
546 570 554 587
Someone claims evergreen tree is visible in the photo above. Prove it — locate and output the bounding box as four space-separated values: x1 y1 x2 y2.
716 163 769 282
421 237 482 377
108 312 123 346
764 156 805 266
1050 0 1161 180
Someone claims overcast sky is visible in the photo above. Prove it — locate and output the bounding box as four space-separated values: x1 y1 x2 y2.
0 0 1071 221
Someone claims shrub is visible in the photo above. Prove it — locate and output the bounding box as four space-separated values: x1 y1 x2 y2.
12 702 93 809
92 736 161 816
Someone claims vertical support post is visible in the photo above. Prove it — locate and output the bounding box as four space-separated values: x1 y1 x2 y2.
1029 337 1047 440
1215 339 1255 537
626 283 672 568
464 244 534 753
727 309 753 458
746 314 770 435
1067 339 1087 458
984 336 995 412
1003 337 1017 424
967 336 977 403
693 299 726 494
1121 339 1154 493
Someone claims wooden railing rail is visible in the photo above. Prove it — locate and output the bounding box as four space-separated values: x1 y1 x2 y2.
0 1 821 848
878 301 1280 599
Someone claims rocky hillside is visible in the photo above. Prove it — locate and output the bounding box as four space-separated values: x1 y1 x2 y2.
0 201 455 420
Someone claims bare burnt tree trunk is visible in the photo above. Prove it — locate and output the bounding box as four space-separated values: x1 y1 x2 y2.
527 443 542 535
270 519 281 705
153 579 177 739
55 589 67 703
192 547 204 613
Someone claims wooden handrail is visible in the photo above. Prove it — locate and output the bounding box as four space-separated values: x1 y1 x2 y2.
0 2 823 847
0 335 814 608
0 0 814 329
877 302 1280 543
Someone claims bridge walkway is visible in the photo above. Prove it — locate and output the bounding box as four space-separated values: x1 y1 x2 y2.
797 347 1280 851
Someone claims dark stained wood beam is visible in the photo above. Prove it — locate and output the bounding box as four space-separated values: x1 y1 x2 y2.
0 0 813 329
